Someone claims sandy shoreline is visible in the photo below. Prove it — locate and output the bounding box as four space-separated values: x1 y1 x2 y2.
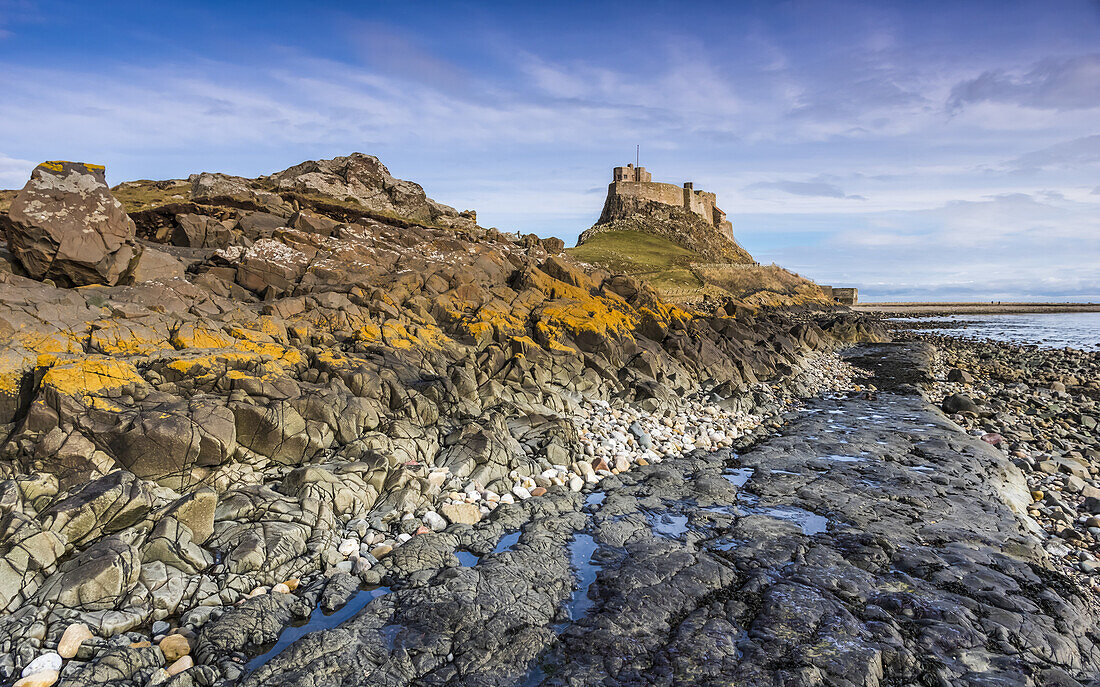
854 301 1100 315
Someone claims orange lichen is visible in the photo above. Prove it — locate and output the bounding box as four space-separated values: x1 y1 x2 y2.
171 324 236 350
38 356 146 404
89 320 173 357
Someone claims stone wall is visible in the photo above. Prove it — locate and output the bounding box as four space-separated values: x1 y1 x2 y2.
609 181 686 209
608 181 727 228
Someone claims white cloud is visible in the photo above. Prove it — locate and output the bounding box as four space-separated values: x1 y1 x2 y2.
0 154 34 188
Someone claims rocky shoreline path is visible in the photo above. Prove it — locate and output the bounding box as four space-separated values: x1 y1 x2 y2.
182 342 1100 687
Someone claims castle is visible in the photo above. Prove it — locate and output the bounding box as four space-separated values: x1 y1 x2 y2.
609 164 734 240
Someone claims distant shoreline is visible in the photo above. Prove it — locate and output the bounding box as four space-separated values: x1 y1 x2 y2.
853 302 1100 315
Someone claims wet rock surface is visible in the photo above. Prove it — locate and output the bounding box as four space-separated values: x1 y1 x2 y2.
904 329 1100 589
227 343 1100 686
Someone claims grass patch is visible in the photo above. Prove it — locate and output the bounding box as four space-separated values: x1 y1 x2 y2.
569 229 827 308
567 230 702 273
111 180 192 212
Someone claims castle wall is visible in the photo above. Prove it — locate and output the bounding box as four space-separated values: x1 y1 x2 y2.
684 190 718 224
610 181 687 210
610 181 724 226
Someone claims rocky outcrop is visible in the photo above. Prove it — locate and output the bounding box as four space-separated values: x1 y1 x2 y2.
265 153 475 229
0 162 136 286
0 154 891 685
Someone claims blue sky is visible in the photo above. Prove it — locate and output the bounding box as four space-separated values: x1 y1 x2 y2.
1 0 1098 301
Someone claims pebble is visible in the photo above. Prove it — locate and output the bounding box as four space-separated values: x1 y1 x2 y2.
57 623 92 659
21 654 61 678
371 544 393 559
158 634 191 662
423 511 447 531
167 656 194 676
272 583 291 594
14 671 58 687
337 539 359 557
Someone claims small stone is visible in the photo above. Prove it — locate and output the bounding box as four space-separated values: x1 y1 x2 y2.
284 578 300 591
338 539 358 557
248 586 268 597
440 502 481 525
371 544 393 559
57 623 92 659
530 486 547 497
22 654 61 678
167 655 193 676
14 670 58 687
423 511 447 531
130 641 152 648
1031 490 1044 501
151 620 170 635
158 634 191 663
513 486 532 500
272 583 291 594
569 476 584 492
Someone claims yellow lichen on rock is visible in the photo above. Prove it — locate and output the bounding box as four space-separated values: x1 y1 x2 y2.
162 350 282 382
353 323 382 343
379 320 450 351
38 356 146 404
89 320 173 357
227 326 303 367
522 267 639 346
171 323 236 350
14 329 87 355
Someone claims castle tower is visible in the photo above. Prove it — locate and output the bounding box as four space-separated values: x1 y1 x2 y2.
612 164 651 183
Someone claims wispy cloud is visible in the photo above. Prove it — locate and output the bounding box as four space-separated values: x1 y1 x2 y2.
744 179 865 200
949 54 1100 112
1007 134 1100 172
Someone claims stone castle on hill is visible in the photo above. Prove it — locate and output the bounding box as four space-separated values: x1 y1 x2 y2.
581 163 751 265
608 164 735 241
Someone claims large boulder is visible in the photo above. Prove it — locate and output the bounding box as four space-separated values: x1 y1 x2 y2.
36 532 141 609
109 399 237 490
172 213 232 248
1 161 136 286
125 246 185 284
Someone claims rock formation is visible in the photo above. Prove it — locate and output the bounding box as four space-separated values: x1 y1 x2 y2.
0 153 888 685
263 153 476 229
1 162 136 286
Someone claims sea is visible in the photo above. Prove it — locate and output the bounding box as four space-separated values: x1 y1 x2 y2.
894 312 1100 351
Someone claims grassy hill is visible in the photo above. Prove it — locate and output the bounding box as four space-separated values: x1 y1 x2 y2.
568 230 828 309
